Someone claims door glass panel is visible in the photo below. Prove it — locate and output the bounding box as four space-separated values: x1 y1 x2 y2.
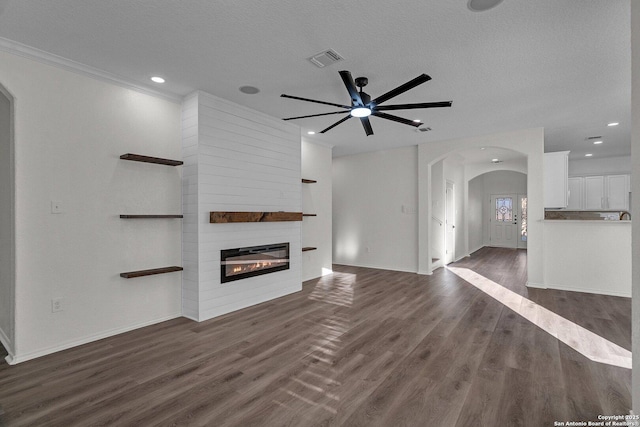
495 197 513 222
521 197 528 241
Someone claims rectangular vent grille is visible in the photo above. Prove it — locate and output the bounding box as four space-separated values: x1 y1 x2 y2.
308 49 344 68
585 136 602 140
417 127 432 132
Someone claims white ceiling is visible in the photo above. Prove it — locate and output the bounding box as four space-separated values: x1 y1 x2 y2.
0 0 631 159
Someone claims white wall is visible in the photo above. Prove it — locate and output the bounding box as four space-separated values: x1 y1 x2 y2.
468 175 484 254
630 0 639 413
541 222 631 298
0 50 183 364
182 91 302 322
301 139 332 281
0 85 14 356
481 170 527 247
333 146 418 272
569 155 631 176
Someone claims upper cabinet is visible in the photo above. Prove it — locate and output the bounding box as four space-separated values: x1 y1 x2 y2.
567 177 584 210
606 174 630 210
584 175 605 209
567 174 630 211
544 151 569 208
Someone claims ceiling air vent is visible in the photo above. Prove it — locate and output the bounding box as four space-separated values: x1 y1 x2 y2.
585 136 602 141
417 127 432 132
308 49 344 68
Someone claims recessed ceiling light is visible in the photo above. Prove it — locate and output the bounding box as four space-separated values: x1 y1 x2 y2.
480 147 486 150
307 131 316 135
607 122 619 127
467 0 504 12
585 153 593 157
413 119 421 123
239 85 260 94
150 76 165 83
593 140 603 145
491 158 500 162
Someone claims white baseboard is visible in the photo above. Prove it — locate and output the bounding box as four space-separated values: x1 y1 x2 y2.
6 313 182 365
526 281 547 289
527 281 630 298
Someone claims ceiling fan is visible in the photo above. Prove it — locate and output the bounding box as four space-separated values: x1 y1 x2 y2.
281 70 452 136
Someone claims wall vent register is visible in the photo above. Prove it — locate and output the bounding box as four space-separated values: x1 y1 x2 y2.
221 243 290 283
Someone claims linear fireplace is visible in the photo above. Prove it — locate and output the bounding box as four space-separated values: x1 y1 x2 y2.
220 243 290 283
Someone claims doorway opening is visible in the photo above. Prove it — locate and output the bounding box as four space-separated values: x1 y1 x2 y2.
0 82 15 361
444 180 455 264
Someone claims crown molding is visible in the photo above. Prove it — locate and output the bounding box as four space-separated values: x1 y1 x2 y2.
0 37 182 104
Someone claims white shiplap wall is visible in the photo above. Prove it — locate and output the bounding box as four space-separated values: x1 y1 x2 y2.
182 91 302 321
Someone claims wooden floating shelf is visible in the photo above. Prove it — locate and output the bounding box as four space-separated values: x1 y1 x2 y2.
302 214 317 217
210 211 303 223
120 153 183 166
302 179 317 184
302 247 317 252
120 266 183 279
120 215 183 219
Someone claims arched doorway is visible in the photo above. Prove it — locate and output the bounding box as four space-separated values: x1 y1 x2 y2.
416 128 543 283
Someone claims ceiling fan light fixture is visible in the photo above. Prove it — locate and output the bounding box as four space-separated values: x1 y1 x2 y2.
351 107 372 118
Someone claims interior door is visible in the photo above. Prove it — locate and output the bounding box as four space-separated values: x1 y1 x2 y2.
444 181 455 264
490 194 518 248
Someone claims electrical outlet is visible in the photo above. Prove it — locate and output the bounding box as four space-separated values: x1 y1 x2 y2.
51 297 64 313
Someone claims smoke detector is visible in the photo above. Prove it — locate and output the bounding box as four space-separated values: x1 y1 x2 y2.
308 49 344 68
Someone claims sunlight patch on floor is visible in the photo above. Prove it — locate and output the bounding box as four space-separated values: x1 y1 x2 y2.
447 266 632 369
308 272 356 307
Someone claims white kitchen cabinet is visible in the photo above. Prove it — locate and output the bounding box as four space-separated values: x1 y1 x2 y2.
567 177 584 209
544 151 569 208
569 174 630 210
606 174 630 210
584 176 605 209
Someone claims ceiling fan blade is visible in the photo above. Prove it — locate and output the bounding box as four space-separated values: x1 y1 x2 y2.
281 94 350 109
372 111 422 127
372 74 432 106
283 110 350 121
339 70 364 107
360 117 374 136
319 115 352 134
376 101 453 111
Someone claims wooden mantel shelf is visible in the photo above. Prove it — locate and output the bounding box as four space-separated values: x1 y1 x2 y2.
210 211 303 223
302 247 317 252
120 153 183 166
302 179 317 184
120 266 183 279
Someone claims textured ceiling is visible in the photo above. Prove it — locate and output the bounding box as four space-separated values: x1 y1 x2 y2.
0 0 631 159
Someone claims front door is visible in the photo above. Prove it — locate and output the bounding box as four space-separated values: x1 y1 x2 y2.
490 194 518 248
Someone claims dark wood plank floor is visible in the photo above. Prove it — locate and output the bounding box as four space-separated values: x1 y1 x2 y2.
0 247 631 426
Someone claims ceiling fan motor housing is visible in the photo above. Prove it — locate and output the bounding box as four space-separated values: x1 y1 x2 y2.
355 76 368 88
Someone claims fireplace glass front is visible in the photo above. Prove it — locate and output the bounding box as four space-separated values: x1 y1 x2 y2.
220 243 290 283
